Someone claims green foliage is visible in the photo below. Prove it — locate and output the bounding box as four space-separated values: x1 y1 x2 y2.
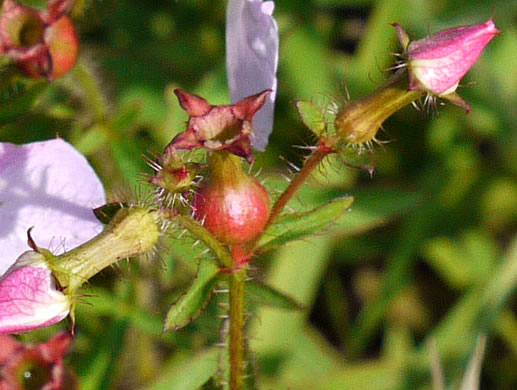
5 0 517 389
164 261 222 332
247 281 303 311
257 196 354 253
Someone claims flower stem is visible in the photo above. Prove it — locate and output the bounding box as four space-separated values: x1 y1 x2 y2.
229 266 247 390
249 141 334 251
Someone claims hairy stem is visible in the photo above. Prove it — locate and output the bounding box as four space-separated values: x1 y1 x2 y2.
249 142 334 250
229 266 247 390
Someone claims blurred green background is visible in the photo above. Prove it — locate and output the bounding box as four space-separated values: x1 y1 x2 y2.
3 0 517 389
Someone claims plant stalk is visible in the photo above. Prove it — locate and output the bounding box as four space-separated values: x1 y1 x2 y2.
249 142 334 250
229 266 247 390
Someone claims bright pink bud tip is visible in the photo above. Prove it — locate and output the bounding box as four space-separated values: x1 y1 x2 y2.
404 19 499 95
0 251 70 335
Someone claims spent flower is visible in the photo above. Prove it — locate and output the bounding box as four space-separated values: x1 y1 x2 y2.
0 0 79 79
167 89 271 164
0 331 77 389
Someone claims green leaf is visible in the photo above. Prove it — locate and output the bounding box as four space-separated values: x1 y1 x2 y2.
175 214 234 268
338 144 375 174
295 100 326 136
247 280 303 310
257 196 354 253
0 81 47 125
141 348 219 390
164 260 222 331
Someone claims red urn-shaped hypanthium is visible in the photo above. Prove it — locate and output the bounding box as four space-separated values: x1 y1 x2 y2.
0 0 79 80
193 152 269 246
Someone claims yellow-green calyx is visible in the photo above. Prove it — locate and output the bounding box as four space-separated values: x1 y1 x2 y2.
334 70 422 146
49 207 161 294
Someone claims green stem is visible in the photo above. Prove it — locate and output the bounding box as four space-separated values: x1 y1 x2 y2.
72 59 108 123
249 142 334 250
229 266 247 390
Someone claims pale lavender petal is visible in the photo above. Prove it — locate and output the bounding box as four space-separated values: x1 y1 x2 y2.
0 251 70 334
0 139 106 275
226 0 279 151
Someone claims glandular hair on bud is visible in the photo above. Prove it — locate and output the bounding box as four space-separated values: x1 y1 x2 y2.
52 207 161 293
335 70 421 146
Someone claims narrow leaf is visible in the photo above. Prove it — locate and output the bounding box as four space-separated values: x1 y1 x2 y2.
257 196 354 253
175 214 234 268
141 348 218 390
459 334 487 390
247 280 303 310
164 260 221 331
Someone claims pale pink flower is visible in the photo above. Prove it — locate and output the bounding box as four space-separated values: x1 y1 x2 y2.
226 0 279 151
0 138 106 276
0 138 105 333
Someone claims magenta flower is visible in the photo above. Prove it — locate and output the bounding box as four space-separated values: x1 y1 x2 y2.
0 139 105 333
226 0 279 151
396 19 499 98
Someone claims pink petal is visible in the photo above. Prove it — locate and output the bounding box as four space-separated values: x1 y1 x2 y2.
408 19 499 95
0 251 70 334
0 139 106 275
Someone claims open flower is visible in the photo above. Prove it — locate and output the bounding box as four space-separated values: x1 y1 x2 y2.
0 139 105 333
0 0 79 79
226 0 279 151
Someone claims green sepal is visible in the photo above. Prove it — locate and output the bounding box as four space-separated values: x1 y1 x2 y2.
247 280 303 310
93 203 126 224
163 260 222 332
256 196 354 253
295 100 326 136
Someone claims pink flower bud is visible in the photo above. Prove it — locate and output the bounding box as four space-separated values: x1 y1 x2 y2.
0 251 70 334
397 19 499 96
